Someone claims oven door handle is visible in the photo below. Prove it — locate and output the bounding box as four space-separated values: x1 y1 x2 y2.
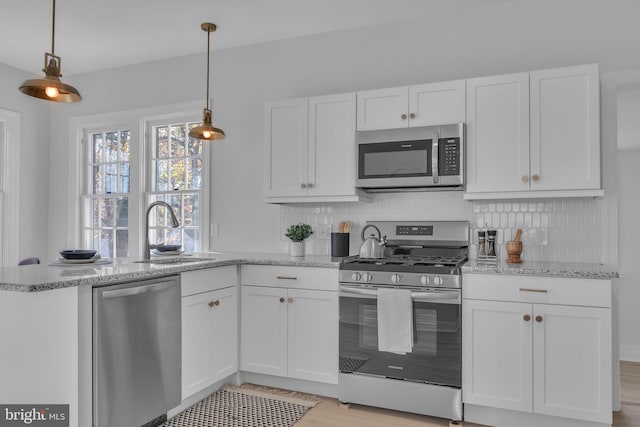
340 286 460 303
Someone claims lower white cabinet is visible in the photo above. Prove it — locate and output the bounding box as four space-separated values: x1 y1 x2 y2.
240 266 339 384
181 267 238 400
462 274 612 425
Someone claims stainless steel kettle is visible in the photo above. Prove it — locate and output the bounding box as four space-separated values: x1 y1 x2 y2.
359 224 387 259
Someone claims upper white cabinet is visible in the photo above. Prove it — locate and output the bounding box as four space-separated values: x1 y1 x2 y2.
356 80 466 131
465 64 602 199
462 274 612 425
264 93 365 203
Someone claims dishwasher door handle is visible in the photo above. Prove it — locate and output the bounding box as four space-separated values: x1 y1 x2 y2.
102 280 176 299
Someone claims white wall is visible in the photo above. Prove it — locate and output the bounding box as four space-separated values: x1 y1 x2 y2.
616 86 640 361
0 63 50 264
45 0 640 258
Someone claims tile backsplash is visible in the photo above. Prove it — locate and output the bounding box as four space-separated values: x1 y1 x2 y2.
279 192 604 263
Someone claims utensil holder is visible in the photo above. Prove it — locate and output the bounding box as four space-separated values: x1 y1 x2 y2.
331 232 349 258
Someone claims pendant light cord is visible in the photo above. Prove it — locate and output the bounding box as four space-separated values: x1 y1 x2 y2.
205 27 210 110
51 0 56 55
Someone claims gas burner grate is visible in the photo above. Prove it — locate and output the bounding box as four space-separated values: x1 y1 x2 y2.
339 356 368 373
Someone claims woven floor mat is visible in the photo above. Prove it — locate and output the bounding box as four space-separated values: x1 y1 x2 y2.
162 384 318 427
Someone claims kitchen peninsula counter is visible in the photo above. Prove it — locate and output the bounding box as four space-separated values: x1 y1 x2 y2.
462 259 619 279
0 252 339 292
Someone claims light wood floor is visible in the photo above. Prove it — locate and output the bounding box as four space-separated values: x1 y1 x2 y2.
296 362 640 426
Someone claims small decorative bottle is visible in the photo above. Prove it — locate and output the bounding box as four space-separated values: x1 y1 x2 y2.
487 230 497 257
477 231 486 257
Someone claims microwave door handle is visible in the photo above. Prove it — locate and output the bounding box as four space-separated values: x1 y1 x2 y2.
432 130 439 184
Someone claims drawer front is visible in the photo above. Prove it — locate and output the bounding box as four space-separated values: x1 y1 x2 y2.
462 274 611 308
241 265 338 291
181 265 238 297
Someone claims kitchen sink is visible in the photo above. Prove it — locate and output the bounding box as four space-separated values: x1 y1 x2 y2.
134 257 214 264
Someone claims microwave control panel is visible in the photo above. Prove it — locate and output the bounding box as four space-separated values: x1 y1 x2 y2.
439 138 460 176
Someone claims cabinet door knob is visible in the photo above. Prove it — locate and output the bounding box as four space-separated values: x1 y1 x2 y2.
536 315 543 323
409 113 416 119
524 314 531 322
301 183 307 189
522 175 529 182
208 301 215 307
279 297 285 303
307 183 314 188
401 114 408 120
287 297 294 303
532 174 540 181
214 300 220 306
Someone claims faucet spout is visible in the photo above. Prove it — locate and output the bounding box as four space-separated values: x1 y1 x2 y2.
143 201 180 260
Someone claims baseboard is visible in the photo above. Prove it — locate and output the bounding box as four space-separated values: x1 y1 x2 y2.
620 345 640 362
238 371 338 398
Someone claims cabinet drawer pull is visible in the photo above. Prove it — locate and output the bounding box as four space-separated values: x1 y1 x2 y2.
301 183 307 189
536 315 543 323
522 175 529 182
287 297 294 303
276 276 298 280
519 288 548 293
307 183 314 188
279 297 285 303
409 113 416 119
523 314 531 322
532 174 540 181
401 114 408 120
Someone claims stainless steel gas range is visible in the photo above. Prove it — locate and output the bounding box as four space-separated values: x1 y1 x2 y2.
338 220 469 422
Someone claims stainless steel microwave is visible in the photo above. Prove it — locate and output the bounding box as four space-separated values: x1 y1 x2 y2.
356 123 465 192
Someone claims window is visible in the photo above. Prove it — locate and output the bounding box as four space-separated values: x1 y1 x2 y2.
82 128 133 257
147 120 205 252
80 109 208 257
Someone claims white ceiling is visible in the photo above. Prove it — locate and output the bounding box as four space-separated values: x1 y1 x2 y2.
1 0 510 76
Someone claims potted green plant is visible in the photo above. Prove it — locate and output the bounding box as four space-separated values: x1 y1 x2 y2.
285 223 313 257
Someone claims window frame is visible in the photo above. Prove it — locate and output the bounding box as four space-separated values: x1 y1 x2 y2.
69 101 208 257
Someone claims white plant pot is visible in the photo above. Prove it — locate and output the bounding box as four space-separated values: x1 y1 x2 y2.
290 241 305 257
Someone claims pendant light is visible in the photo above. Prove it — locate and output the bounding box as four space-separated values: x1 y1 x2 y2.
189 23 225 141
19 0 81 102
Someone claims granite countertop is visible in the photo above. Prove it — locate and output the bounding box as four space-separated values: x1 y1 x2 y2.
0 252 340 293
462 259 619 280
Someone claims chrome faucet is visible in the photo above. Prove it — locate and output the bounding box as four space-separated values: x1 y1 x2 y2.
143 201 180 260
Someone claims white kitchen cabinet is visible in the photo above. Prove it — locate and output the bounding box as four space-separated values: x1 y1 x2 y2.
181 267 238 400
264 93 364 203
356 80 465 131
462 274 612 425
240 266 339 384
465 64 602 199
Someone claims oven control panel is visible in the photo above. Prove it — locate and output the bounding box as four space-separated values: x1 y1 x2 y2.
339 270 460 289
396 225 433 236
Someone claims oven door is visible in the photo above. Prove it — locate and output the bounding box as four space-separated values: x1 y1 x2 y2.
339 285 461 387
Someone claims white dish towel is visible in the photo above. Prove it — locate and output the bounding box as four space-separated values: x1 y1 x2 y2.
377 288 414 354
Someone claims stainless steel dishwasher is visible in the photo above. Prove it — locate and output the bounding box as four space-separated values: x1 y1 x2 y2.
93 276 181 427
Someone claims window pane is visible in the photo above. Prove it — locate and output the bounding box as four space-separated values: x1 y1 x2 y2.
120 163 130 193
115 229 128 257
170 159 186 190
92 198 100 228
188 135 202 156
120 130 131 162
183 193 199 226
105 164 117 194
165 228 181 245
93 165 104 194
156 160 169 191
93 133 104 163
170 125 186 157
183 228 198 252
156 126 169 158
99 229 114 257
187 158 202 190
101 198 116 228
106 131 118 162
116 197 128 227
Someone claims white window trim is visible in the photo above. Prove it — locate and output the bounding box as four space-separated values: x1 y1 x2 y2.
68 101 209 255
0 108 20 266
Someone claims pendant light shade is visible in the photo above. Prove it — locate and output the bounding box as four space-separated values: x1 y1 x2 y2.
19 0 81 102
189 23 225 141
